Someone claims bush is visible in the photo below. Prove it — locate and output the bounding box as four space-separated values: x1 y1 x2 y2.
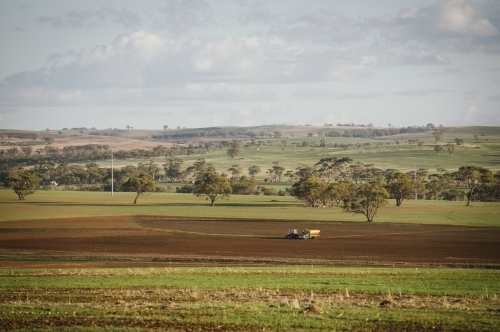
155 185 175 193
261 187 278 196
230 177 258 195
176 184 194 193
63 184 104 191
80 184 104 191
440 189 466 201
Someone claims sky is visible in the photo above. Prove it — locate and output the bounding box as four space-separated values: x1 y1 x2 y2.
0 0 499 130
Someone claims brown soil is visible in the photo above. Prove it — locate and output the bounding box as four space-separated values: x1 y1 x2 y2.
0 216 499 268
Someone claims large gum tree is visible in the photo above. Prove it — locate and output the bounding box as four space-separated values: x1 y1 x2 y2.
193 172 232 206
343 184 389 222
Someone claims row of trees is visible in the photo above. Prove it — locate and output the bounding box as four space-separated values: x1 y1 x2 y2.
289 165 498 221
3 155 498 213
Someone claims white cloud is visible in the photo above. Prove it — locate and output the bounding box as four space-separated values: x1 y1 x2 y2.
393 87 454 96
33 7 142 29
3 30 380 90
462 92 478 100
272 8 366 45
337 92 383 100
292 89 383 100
461 104 478 122
292 88 333 99
151 0 212 37
323 113 350 125
0 83 275 108
237 1 279 25
430 66 463 76
369 0 500 53
486 94 500 101
432 0 498 37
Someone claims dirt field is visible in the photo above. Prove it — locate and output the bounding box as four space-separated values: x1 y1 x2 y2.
0 216 499 268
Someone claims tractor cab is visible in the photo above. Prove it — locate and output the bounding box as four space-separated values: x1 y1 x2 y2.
285 229 299 238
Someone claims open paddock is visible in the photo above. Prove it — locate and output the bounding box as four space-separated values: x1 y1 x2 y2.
0 216 499 268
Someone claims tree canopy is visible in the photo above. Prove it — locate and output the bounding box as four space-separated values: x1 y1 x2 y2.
248 165 261 178
8 171 39 200
193 172 232 206
385 172 425 206
291 175 326 207
122 174 156 204
227 140 242 158
455 166 493 206
342 183 389 222
163 158 184 182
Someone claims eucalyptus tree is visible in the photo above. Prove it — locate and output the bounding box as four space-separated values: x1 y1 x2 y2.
455 166 493 206
385 172 424 206
342 184 389 222
193 172 232 206
8 172 39 200
163 158 184 182
248 165 261 178
227 140 242 158
123 174 156 204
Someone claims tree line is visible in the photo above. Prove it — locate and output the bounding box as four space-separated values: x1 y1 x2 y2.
3 154 499 214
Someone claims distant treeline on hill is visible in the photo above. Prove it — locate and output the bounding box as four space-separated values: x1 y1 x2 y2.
1 125 432 142
323 127 428 138
151 126 429 140
0 141 236 166
152 129 256 139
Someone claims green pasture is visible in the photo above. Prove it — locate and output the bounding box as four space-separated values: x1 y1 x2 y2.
1 189 499 226
107 141 500 180
1 267 499 295
107 129 500 176
0 267 499 331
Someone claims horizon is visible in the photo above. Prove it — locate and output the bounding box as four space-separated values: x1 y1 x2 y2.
3 123 495 133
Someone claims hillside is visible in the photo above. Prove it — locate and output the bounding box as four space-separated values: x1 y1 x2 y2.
1 125 499 174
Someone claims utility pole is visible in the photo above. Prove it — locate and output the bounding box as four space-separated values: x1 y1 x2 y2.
414 164 417 200
111 148 114 196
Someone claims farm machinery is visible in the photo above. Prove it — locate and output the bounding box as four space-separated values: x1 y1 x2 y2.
285 229 320 239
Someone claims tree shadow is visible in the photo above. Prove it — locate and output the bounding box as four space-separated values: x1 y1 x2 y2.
1 201 298 208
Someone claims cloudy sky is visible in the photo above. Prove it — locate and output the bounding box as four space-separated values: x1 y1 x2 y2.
0 0 499 130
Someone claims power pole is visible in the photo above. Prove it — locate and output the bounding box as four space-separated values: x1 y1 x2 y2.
414 164 417 200
111 148 114 196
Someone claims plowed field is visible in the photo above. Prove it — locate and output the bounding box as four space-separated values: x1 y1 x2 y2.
1 216 499 267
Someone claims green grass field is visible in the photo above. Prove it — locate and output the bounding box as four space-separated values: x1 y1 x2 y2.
1 189 499 226
0 267 498 331
107 137 500 177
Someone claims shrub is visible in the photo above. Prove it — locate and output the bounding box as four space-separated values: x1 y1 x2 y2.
262 187 278 196
176 184 194 193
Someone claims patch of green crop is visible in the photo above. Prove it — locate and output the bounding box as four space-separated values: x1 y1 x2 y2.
1 190 499 226
1 267 499 296
0 267 499 331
